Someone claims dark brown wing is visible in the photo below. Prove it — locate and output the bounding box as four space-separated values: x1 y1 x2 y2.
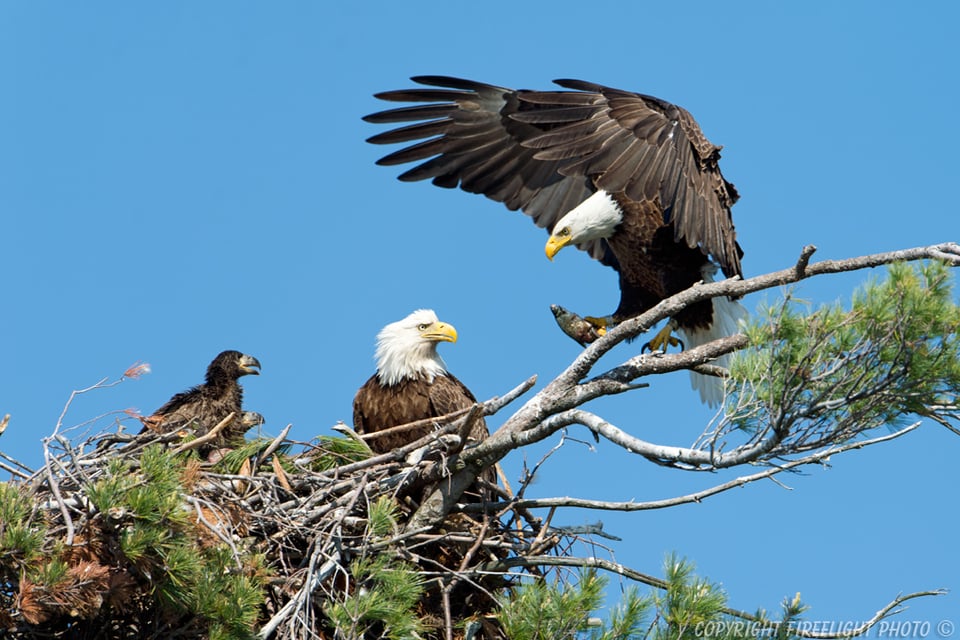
427 374 488 444
143 385 205 433
428 374 494 493
364 76 614 266
521 79 742 277
144 383 245 447
365 76 742 277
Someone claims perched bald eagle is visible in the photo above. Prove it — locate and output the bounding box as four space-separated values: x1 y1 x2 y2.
353 310 489 456
142 350 261 448
364 77 746 405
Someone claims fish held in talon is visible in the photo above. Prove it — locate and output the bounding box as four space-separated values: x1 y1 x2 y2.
550 304 605 346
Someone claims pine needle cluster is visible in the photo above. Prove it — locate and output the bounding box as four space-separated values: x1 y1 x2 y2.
728 261 960 443
324 496 426 639
1 445 268 639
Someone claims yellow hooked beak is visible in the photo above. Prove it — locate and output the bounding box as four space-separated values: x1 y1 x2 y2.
421 321 458 343
545 232 573 261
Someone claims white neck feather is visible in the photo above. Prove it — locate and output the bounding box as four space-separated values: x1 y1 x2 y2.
375 321 448 386
555 190 623 241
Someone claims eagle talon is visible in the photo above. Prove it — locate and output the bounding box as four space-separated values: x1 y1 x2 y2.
583 316 610 337
642 324 684 353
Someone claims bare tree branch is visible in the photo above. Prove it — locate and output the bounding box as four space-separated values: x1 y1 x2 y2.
786 590 947 639
170 412 235 454
463 421 922 514
410 242 960 531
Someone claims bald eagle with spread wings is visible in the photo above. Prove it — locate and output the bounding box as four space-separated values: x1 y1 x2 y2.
141 350 261 448
364 77 746 405
353 310 489 454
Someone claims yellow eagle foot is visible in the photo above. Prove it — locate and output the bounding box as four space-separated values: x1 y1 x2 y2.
582 316 610 337
642 323 684 353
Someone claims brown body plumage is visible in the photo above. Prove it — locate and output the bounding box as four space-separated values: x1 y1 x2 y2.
352 310 489 471
354 372 482 453
142 350 261 448
604 194 721 329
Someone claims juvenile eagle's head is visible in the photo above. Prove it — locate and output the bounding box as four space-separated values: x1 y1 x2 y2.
240 411 265 429
205 350 262 384
545 190 622 260
375 309 458 386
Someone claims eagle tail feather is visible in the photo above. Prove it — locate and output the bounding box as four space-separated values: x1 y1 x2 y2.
677 291 747 407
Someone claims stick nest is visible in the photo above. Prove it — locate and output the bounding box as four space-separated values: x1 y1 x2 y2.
0 415 571 640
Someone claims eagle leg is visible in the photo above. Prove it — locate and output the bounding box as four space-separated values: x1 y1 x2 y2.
642 321 685 353
582 315 611 336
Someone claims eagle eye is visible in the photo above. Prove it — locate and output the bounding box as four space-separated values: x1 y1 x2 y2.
417 323 430 331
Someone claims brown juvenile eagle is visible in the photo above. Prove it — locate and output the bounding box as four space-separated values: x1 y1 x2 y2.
141 350 261 447
364 76 746 405
353 309 489 455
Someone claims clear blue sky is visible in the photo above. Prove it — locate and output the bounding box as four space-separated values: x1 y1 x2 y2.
2 1 958 628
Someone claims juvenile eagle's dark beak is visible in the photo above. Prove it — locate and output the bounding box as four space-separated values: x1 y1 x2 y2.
239 354 261 375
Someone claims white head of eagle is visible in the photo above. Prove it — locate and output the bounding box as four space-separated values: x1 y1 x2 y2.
374 309 458 386
546 190 623 259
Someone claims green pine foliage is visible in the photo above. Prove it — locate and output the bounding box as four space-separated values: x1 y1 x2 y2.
85 445 268 639
656 555 728 640
191 547 267 640
499 569 613 640
214 437 287 472
769 593 809 640
728 261 960 436
325 496 426 639
595 585 651 640
497 556 814 640
32 558 69 587
0 482 46 571
366 494 402 538
308 434 374 471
